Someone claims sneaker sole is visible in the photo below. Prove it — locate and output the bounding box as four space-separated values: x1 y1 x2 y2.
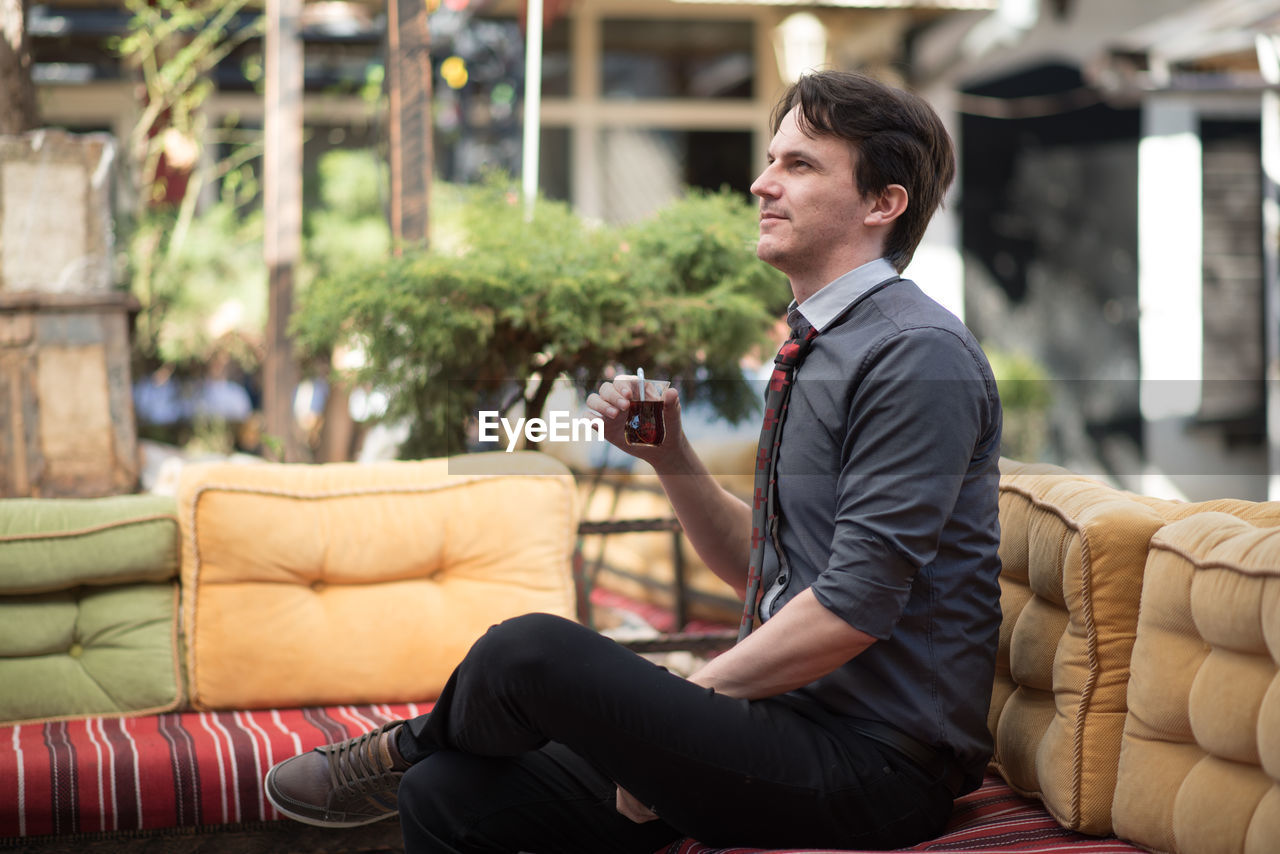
264 765 397 828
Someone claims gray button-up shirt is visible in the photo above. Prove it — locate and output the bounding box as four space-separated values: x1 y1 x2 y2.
759 258 1003 780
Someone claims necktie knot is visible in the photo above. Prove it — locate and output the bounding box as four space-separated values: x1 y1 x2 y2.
774 317 817 369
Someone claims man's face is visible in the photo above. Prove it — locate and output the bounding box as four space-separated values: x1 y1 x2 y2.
751 107 873 292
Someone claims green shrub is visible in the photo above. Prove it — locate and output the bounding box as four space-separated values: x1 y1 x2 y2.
292 180 787 458
986 345 1053 461
304 148 391 278
129 201 267 371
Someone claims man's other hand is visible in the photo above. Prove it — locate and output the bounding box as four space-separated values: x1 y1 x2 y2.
615 785 659 823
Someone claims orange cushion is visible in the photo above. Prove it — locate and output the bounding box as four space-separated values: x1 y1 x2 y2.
994 460 1172 834
995 460 1280 837
177 453 579 710
1112 514 1280 854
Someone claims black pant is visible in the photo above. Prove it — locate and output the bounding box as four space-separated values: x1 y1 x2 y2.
396 613 953 854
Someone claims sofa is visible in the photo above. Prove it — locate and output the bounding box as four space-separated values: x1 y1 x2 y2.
1 454 1277 853
0 452 580 852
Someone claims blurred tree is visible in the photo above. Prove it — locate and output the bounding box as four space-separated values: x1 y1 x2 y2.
114 0 265 369
292 180 789 459
117 0 263 217
303 148 393 461
140 200 266 369
126 148 395 458
305 150 393 276
0 0 38 134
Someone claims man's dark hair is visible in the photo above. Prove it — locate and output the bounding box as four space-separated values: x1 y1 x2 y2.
771 71 956 273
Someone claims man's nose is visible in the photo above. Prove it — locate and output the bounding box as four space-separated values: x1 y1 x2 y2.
750 167 777 199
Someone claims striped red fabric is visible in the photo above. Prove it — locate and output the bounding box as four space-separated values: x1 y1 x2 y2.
660 774 1146 853
0 702 430 840
2 707 1144 853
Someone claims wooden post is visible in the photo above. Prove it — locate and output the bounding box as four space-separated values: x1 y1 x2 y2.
263 0 303 461
387 0 432 249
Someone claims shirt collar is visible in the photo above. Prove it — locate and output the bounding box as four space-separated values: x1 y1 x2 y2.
790 258 899 333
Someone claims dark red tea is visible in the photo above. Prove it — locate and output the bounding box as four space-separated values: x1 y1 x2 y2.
625 400 665 446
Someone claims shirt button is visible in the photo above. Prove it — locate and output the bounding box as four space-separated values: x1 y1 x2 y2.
776 574 788 586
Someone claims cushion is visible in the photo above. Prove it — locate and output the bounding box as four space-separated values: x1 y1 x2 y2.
177 452 580 710
995 461 1280 837
0 495 179 593
0 495 182 725
1111 513 1280 854
994 460 1175 835
0 702 430 839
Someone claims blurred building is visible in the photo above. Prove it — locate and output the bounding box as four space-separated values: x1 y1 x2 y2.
913 0 1280 500
28 0 387 208
26 0 994 301
25 0 1280 499
26 0 992 211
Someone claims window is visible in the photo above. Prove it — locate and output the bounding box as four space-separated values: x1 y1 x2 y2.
601 19 754 100
540 126 571 202
600 129 752 222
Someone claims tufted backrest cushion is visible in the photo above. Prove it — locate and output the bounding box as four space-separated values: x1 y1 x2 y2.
994 459 1175 834
177 453 580 710
1111 514 1280 854
0 495 182 724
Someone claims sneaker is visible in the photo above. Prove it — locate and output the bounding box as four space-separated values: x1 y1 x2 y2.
265 720 410 827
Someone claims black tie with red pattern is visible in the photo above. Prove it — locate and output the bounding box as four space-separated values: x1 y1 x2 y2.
738 316 819 642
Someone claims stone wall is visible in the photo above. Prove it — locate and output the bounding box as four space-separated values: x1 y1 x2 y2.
0 130 138 497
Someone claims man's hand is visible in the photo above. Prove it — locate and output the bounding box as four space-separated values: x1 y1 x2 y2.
585 382 684 467
587 376 755 597
615 785 659 823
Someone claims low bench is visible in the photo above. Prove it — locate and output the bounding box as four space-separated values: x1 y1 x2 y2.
2 456 1277 853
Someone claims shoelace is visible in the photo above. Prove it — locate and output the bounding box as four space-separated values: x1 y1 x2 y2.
325 726 398 796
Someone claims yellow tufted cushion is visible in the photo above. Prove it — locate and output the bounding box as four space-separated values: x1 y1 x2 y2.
1111 514 1280 854
995 460 1280 837
177 453 580 711
994 459 1176 834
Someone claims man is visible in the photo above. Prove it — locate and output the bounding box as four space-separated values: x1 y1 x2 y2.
265 70 1003 853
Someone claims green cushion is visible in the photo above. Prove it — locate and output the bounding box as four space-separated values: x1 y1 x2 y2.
0 494 180 594
0 585 182 723
0 494 179 593
0 494 183 724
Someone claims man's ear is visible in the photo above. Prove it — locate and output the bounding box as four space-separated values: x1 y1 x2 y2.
863 184 908 227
